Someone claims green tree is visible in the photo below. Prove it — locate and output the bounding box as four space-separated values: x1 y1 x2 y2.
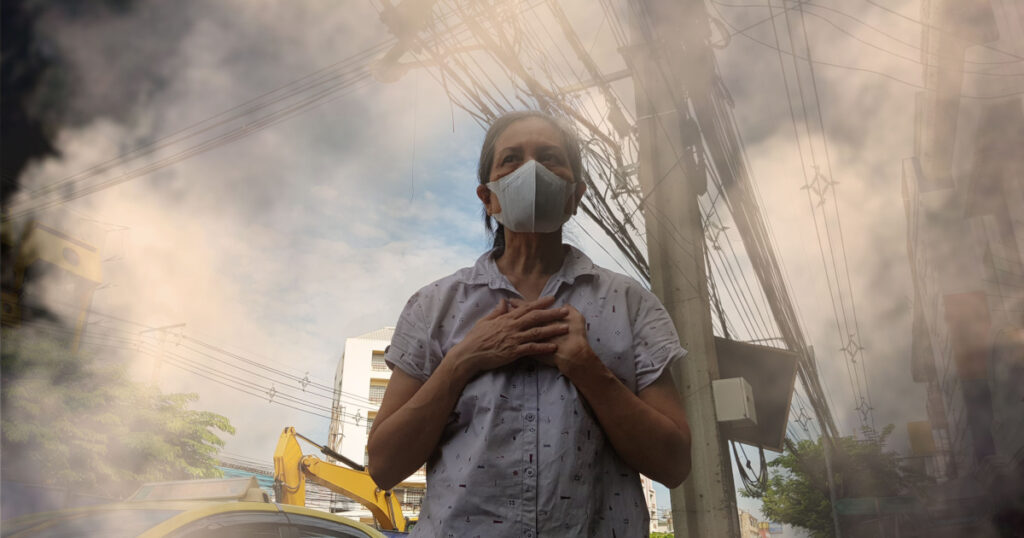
1 327 235 499
743 425 930 538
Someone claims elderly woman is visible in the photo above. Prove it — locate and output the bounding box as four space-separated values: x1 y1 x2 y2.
367 110 691 537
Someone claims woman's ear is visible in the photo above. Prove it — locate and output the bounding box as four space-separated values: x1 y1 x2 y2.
572 180 587 215
477 183 495 216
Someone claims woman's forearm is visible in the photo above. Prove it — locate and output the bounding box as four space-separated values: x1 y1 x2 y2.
367 352 475 490
566 355 692 487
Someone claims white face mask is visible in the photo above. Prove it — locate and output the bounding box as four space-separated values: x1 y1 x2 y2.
487 160 575 233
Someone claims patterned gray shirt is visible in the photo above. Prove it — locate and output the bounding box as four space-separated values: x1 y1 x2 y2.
386 245 686 538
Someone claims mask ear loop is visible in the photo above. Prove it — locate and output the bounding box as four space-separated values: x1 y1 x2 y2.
568 177 585 217
485 181 504 225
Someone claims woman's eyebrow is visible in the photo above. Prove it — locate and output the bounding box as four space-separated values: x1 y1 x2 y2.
535 143 566 154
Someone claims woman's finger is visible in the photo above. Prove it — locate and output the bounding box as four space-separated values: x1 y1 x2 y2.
521 323 569 342
517 342 558 356
512 326 542 345
521 324 565 343
515 306 569 328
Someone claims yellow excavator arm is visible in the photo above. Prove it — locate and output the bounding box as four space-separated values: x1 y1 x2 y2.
272 427 406 532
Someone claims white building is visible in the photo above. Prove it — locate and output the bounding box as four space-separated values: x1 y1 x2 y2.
328 327 426 524
737 507 763 538
327 327 660 528
901 0 1024 533
640 475 658 533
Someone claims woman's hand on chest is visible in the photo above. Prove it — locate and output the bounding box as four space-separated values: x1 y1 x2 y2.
448 295 570 378
534 304 602 379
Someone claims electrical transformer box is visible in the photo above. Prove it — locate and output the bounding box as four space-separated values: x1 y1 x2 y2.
712 377 757 428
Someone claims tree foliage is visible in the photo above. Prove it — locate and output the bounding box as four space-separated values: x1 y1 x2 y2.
1 328 235 499
744 425 931 538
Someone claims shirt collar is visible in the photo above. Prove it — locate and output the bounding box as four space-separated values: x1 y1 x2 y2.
465 244 599 293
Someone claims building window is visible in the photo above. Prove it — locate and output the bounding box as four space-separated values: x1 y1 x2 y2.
366 416 374 435
404 489 423 506
369 383 387 404
371 352 389 372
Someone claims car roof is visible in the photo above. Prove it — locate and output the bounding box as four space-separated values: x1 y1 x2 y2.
143 502 385 537
278 504 385 535
4 501 384 538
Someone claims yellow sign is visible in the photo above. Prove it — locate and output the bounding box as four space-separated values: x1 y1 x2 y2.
15 222 102 286
907 421 936 455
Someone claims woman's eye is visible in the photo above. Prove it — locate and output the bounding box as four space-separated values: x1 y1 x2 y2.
540 154 562 164
501 155 518 165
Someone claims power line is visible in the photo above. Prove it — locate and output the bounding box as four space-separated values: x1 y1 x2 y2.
392 0 652 280
20 41 390 202
3 1 490 221
862 0 1024 62
707 1 1024 99
57 304 347 397
14 318 371 425
17 306 380 414
718 10 849 427
5 72 376 220
756 0 874 432
792 0 876 432
714 0 1024 68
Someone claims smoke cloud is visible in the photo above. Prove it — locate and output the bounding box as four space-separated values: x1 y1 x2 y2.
3 0 1021 533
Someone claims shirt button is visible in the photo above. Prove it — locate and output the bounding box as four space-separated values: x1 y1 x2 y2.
525 531 535 538
525 413 536 422
526 467 535 477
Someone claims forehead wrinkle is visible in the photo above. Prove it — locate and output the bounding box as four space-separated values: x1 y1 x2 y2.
496 142 564 154
494 119 566 153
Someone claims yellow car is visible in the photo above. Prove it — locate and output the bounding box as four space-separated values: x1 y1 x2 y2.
2 477 390 538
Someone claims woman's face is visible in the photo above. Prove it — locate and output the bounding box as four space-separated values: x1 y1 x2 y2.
479 116 584 219
489 117 575 183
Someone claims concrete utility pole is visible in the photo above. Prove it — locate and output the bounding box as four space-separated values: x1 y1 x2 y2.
629 1 740 536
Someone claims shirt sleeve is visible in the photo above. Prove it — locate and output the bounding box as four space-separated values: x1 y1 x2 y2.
630 285 687 392
386 289 440 382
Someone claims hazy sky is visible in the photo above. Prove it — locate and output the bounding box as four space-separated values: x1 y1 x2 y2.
12 0 1020 522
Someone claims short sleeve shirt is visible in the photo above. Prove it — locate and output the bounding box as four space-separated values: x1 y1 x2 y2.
386 245 686 537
